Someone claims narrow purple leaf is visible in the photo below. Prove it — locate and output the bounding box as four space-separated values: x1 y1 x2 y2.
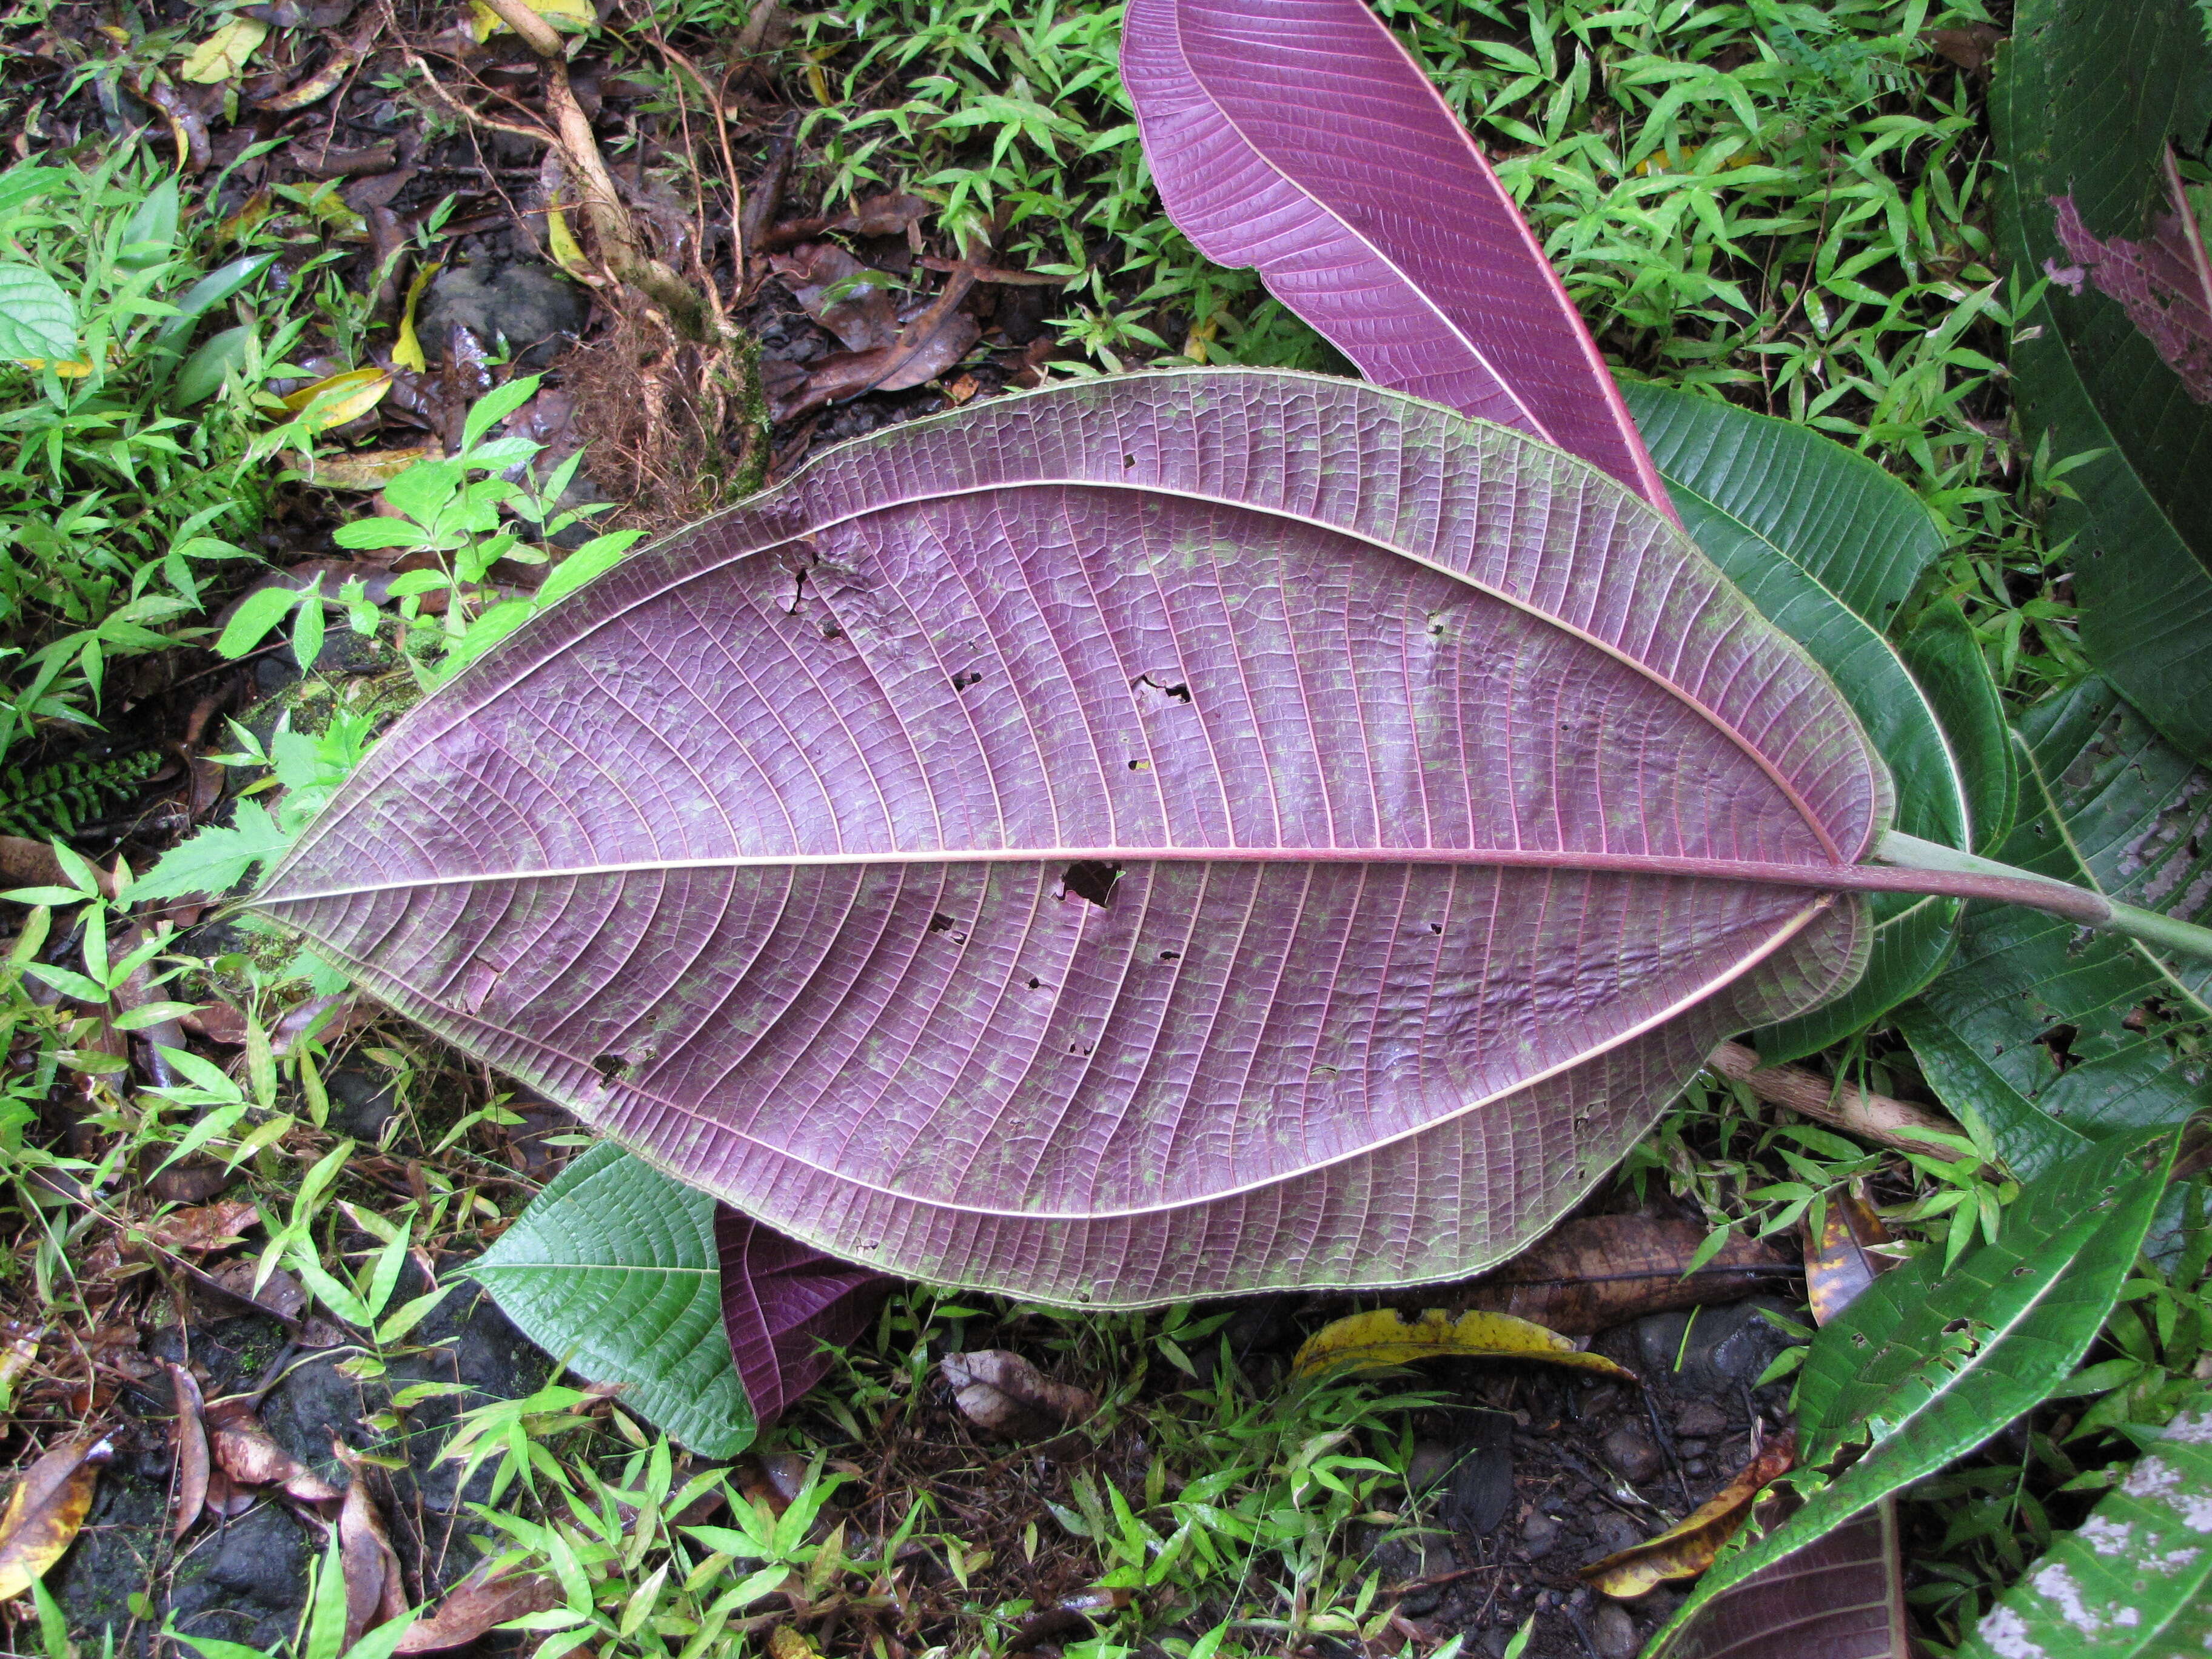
715 1206 890 1426
1122 0 1676 515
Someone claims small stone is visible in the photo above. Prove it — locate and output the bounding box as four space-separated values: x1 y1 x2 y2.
1520 1510 1558 1559
418 263 590 371
1592 1603 1640 1659
1587 1512 1644 1558
1675 1399 1727 1437
1602 1425 1664 1485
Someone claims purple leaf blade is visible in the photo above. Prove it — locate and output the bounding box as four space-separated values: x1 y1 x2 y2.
1123 0 1675 514
253 372 1881 1305
715 1206 890 1426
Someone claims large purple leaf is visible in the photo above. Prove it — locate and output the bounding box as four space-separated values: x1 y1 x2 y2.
1122 0 1675 513
253 371 1882 1305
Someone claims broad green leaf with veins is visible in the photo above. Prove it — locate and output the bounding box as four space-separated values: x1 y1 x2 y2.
471 1142 755 1456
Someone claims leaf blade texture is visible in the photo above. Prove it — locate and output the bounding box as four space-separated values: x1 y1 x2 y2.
471 1142 756 1455
1953 1388 2212 1659
1898 679 2212 1181
256 371 1882 1305
1121 0 1672 510
1997 0 2212 760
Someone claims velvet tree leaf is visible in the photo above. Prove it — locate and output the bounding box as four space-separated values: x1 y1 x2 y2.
1655 1128 2180 1645
471 1142 756 1455
714 1207 890 1426
255 370 1941 1306
1121 0 1672 511
1897 680 2212 1181
1649 1505 1911 1659
1997 0 2212 761
1954 1388 2212 1659
1627 383 1969 1063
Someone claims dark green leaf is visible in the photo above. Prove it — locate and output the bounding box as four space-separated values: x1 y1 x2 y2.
471 1142 756 1458
1954 1388 2212 1658
0 262 77 362
1895 600 2018 854
1654 1128 2180 1644
1996 0 2212 761
1897 680 2212 1179
1627 383 1968 1061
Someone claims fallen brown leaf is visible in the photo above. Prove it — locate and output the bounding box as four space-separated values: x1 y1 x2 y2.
167 1363 210 1539
0 1435 113 1600
144 1199 259 1254
1007 1586 1135 1652
1428 1212 1796 1335
392 1561 563 1652
769 273 982 421
1803 1182 1899 1328
205 1259 309 1324
940 1350 1098 1438
335 1444 407 1646
207 1403 343 1503
1581 1432 1797 1598
771 243 900 352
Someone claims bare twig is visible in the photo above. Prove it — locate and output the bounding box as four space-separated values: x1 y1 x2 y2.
1707 1042 1972 1163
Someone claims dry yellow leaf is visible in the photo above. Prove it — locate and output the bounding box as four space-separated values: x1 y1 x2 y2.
1581 1432 1797 1597
468 0 596 44
11 358 95 377
392 262 442 373
280 367 392 432
1289 1307 1635 1382
180 18 269 85
545 206 589 278
0 1436 112 1601
281 446 440 490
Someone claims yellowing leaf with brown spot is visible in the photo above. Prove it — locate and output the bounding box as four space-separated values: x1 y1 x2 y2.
180 18 269 84
393 263 441 374
469 0 595 43
281 367 392 432
0 1435 112 1600
1581 1432 1797 1598
1290 1307 1635 1382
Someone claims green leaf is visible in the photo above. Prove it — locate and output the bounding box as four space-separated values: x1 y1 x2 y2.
1653 1128 2180 1646
471 1142 755 1456
1627 382 1971 1060
215 583 303 658
1956 1387 2212 1657
119 176 181 271
461 373 542 451
0 163 67 220
1897 680 2212 1179
152 253 276 351
1895 598 2019 853
1996 0 2212 762
0 261 78 362
132 799 294 900
173 324 252 406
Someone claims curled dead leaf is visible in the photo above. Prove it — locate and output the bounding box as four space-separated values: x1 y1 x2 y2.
144 1199 258 1255
1581 1432 1797 1598
207 1405 343 1503
335 1444 407 1646
940 1350 1098 1438
0 1435 113 1601
167 1363 210 1538
1292 1308 1637 1382
1803 1182 1899 1328
1436 1212 1795 1335
392 1561 563 1651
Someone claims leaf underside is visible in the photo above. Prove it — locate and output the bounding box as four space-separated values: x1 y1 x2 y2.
1653 1503 1909 1659
1121 0 1672 509
257 371 1884 1305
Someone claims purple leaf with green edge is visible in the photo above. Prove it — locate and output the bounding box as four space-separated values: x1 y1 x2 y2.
1649 1503 1911 1659
244 372 2128 1306
715 1207 890 1426
1121 0 1674 515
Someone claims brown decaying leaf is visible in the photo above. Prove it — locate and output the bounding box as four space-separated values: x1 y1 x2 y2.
206 1401 343 1503
167 1363 210 1539
1423 1212 1795 1335
205 1258 309 1324
336 1444 408 1646
1803 1182 1898 1328
1582 1432 1798 1598
0 1435 113 1601
771 243 900 352
767 271 982 420
763 190 930 250
1007 1586 1136 1652
392 1561 564 1652
940 1350 1099 1438
144 1199 258 1255
1652 1501 1912 1659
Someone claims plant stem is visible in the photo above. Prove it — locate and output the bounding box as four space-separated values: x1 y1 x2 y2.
1876 830 2212 963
